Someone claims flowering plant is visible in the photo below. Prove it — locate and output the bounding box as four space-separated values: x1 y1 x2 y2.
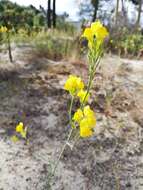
47 20 109 185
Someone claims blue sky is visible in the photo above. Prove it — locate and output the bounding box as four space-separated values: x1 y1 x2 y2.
10 0 79 20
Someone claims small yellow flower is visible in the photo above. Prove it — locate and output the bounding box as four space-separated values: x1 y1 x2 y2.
11 135 19 142
77 89 89 103
0 26 7 33
16 122 27 139
64 75 84 95
73 109 83 123
16 122 24 133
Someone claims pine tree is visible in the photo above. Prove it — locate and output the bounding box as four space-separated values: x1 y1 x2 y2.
53 0 56 28
47 0 51 28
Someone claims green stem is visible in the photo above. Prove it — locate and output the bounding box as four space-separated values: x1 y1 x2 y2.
48 96 74 183
51 127 73 177
81 73 93 108
69 95 74 124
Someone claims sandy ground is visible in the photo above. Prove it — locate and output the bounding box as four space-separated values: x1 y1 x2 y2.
0 46 143 190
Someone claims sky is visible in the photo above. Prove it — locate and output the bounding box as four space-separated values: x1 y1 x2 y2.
10 0 79 20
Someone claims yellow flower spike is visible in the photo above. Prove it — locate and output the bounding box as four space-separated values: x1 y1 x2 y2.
11 135 19 142
16 122 24 133
77 89 89 103
64 75 84 95
82 20 109 49
73 109 83 123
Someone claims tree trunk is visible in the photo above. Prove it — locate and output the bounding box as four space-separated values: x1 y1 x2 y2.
115 0 120 25
92 0 99 21
121 0 128 25
53 0 56 28
136 0 142 27
121 0 125 16
47 0 51 28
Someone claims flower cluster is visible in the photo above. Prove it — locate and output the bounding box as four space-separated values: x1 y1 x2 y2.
64 74 95 137
82 21 109 49
64 75 89 103
73 106 96 137
0 26 7 33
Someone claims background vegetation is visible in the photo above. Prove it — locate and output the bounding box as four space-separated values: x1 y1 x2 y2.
0 0 143 59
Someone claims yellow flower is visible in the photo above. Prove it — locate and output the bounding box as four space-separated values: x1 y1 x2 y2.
16 122 24 133
0 26 7 33
64 75 84 95
16 122 27 139
77 89 89 103
82 21 109 49
73 109 83 123
91 21 109 41
73 106 96 138
11 135 19 142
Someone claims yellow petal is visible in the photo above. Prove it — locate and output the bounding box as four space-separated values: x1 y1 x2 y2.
76 78 84 90
87 117 96 128
80 124 93 137
91 21 103 32
83 106 95 117
96 27 109 40
82 27 93 41
16 122 24 133
91 21 109 41
82 28 94 48
73 109 83 123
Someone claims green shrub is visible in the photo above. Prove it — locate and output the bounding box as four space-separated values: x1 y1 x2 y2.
107 28 143 57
